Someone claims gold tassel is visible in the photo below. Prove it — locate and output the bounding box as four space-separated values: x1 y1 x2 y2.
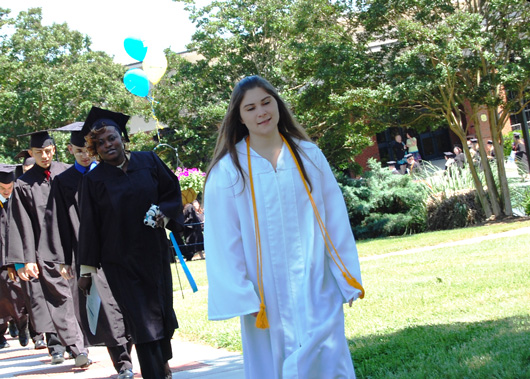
255 303 269 329
343 272 365 299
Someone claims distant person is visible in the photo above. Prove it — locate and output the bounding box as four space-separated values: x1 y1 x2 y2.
487 140 496 161
406 131 421 161
512 132 529 179
469 138 481 169
204 75 364 378
443 152 455 172
453 145 465 169
387 161 401 175
14 151 36 178
405 153 421 176
0 165 30 349
392 133 408 172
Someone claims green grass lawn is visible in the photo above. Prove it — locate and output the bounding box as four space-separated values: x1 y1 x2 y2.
171 220 530 378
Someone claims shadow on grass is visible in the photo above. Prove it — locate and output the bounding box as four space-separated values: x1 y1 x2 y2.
350 315 530 379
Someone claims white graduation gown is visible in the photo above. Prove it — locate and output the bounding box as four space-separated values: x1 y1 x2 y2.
205 139 362 379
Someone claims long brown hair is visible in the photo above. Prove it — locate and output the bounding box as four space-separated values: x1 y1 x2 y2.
205 75 313 189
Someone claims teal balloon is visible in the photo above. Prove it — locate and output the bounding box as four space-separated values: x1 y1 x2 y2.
124 37 148 61
123 69 150 97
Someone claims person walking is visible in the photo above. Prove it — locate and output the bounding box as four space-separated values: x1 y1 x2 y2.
204 75 364 378
41 125 135 379
0 165 30 349
77 107 183 379
6 131 90 366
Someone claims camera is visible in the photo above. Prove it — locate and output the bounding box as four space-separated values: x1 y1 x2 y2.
144 204 161 228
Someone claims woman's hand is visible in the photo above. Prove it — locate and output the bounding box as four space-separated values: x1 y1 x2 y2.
78 276 92 296
155 212 166 228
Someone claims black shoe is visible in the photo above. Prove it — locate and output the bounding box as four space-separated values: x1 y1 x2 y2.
34 340 47 350
74 352 92 368
0 340 10 349
51 352 65 364
18 328 29 347
117 368 134 379
8 321 18 338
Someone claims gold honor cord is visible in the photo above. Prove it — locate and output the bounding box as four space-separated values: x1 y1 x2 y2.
280 135 364 298
246 137 269 329
246 135 365 330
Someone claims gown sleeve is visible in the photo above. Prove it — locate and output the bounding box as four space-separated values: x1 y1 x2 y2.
316 148 363 303
78 176 102 268
204 160 261 320
39 177 72 265
6 182 36 264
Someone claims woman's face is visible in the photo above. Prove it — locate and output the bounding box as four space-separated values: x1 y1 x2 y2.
239 86 280 139
95 127 125 165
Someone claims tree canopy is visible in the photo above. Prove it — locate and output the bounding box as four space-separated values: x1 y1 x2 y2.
0 7 146 163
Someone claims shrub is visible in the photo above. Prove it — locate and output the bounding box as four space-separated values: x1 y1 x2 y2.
425 189 485 230
336 158 427 239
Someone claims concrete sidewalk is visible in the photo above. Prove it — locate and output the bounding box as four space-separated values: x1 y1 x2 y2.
0 334 244 378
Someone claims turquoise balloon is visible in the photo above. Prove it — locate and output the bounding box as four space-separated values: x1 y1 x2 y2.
124 37 148 61
123 69 150 97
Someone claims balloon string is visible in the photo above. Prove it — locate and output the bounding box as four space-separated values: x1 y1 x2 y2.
148 94 162 142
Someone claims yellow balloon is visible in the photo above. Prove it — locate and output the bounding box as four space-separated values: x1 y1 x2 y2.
142 49 168 85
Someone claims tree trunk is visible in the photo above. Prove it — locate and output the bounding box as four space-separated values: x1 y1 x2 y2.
472 111 502 217
489 107 513 216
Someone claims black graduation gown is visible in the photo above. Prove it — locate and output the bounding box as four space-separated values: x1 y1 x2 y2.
183 203 204 256
78 151 183 344
0 200 27 328
6 161 80 339
42 165 129 346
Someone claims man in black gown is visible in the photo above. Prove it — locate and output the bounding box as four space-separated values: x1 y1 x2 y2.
6 132 90 366
0 165 30 349
42 126 134 378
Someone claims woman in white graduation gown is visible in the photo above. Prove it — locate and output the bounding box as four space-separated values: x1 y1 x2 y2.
204 75 364 379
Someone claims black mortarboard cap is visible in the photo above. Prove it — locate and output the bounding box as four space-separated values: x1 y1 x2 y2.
14 150 36 167
82 107 130 142
444 152 455 157
0 164 16 184
19 131 55 148
487 140 493 144
470 138 478 142
14 150 30 160
514 132 521 138
405 153 413 159
387 161 396 166
49 121 86 147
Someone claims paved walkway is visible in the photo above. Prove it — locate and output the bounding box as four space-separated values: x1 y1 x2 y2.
0 335 244 378
1 223 528 378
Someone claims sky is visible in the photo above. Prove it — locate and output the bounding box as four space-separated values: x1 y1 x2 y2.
3 0 205 64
